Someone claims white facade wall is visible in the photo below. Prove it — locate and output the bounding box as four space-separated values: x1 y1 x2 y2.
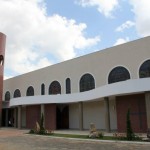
2 36 150 131
83 101 105 130
3 36 150 99
21 106 26 128
69 103 79 129
109 97 117 130
69 100 117 130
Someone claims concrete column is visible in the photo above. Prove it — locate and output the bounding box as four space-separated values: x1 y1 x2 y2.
145 92 150 130
14 108 17 128
5 109 8 127
17 106 22 129
79 102 83 130
41 104 45 127
104 97 110 132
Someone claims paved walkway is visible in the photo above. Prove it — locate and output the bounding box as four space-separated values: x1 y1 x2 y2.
0 128 150 150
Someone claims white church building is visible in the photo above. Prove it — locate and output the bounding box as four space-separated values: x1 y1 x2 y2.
2 34 150 133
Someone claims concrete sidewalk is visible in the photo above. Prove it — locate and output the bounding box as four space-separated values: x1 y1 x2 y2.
0 128 150 150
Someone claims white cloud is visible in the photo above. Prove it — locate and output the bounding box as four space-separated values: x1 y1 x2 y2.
4 75 13 80
0 0 100 77
116 21 135 32
77 0 119 17
114 37 129 46
129 0 150 37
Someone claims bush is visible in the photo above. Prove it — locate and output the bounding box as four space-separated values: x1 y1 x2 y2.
126 109 135 141
29 113 54 135
98 132 104 139
113 133 126 140
29 129 35 134
40 113 44 131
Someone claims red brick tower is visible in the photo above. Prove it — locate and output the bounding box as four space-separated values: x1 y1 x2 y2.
0 32 6 126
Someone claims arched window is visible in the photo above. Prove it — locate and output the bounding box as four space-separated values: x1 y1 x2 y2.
26 86 34 96
0 55 4 66
41 83 45 95
5 91 11 101
108 66 130 84
80 73 95 92
139 60 150 78
66 78 71 94
49 81 61 95
14 89 21 98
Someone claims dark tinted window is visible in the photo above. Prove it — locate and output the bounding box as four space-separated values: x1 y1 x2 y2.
5 91 10 101
66 78 71 94
108 66 130 84
80 73 95 92
49 81 61 95
26 86 34 96
14 89 21 98
41 83 45 95
139 60 150 78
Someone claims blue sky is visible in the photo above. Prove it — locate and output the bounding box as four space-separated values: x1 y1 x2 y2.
46 0 136 49
0 0 150 79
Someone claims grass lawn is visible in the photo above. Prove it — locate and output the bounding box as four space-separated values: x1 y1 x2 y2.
30 132 123 141
29 130 146 142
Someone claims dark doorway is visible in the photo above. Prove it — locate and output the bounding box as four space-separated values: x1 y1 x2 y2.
2 108 14 127
56 105 69 129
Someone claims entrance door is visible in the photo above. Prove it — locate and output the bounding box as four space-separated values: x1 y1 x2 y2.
116 94 147 133
56 105 69 129
2 108 14 127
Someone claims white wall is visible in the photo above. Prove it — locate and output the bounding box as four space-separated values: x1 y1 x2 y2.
69 103 79 129
83 101 105 130
3 36 150 100
109 97 117 130
69 99 117 130
21 106 26 128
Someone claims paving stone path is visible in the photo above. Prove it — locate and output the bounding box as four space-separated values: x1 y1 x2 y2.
0 128 150 150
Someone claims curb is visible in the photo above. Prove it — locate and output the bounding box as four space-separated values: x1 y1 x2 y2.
27 134 150 145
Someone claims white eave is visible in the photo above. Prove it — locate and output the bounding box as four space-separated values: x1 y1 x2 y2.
9 78 150 107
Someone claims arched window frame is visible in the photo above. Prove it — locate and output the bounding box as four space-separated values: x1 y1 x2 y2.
139 59 150 78
49 81 61 95
108 66 130 84
41 83 45 95
66 78 71 94
26 86 34 96
79 73 95 92
5 91 11 101
13 89 21 98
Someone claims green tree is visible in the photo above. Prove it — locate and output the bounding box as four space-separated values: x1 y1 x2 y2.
126 108 135 140
39 113 45 133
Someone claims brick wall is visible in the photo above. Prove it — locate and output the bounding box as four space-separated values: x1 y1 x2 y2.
26 105 40 129
0 33 6 126
116 94 147 133
45 104 56 130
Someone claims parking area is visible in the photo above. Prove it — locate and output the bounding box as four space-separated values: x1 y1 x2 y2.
0 128 150 150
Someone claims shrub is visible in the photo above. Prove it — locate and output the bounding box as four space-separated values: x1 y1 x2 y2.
126 108 135 141
29 129 35 134
98 132 104 139
40 113 44 131
113 133 126 140
29 113 54 135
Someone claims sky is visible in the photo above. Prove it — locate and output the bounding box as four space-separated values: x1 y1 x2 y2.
0 0 150 79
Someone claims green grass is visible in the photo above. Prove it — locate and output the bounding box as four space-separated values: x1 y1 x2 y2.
29 132 144 142
49 133 144 141
50 133 88 139
48 133 116 140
